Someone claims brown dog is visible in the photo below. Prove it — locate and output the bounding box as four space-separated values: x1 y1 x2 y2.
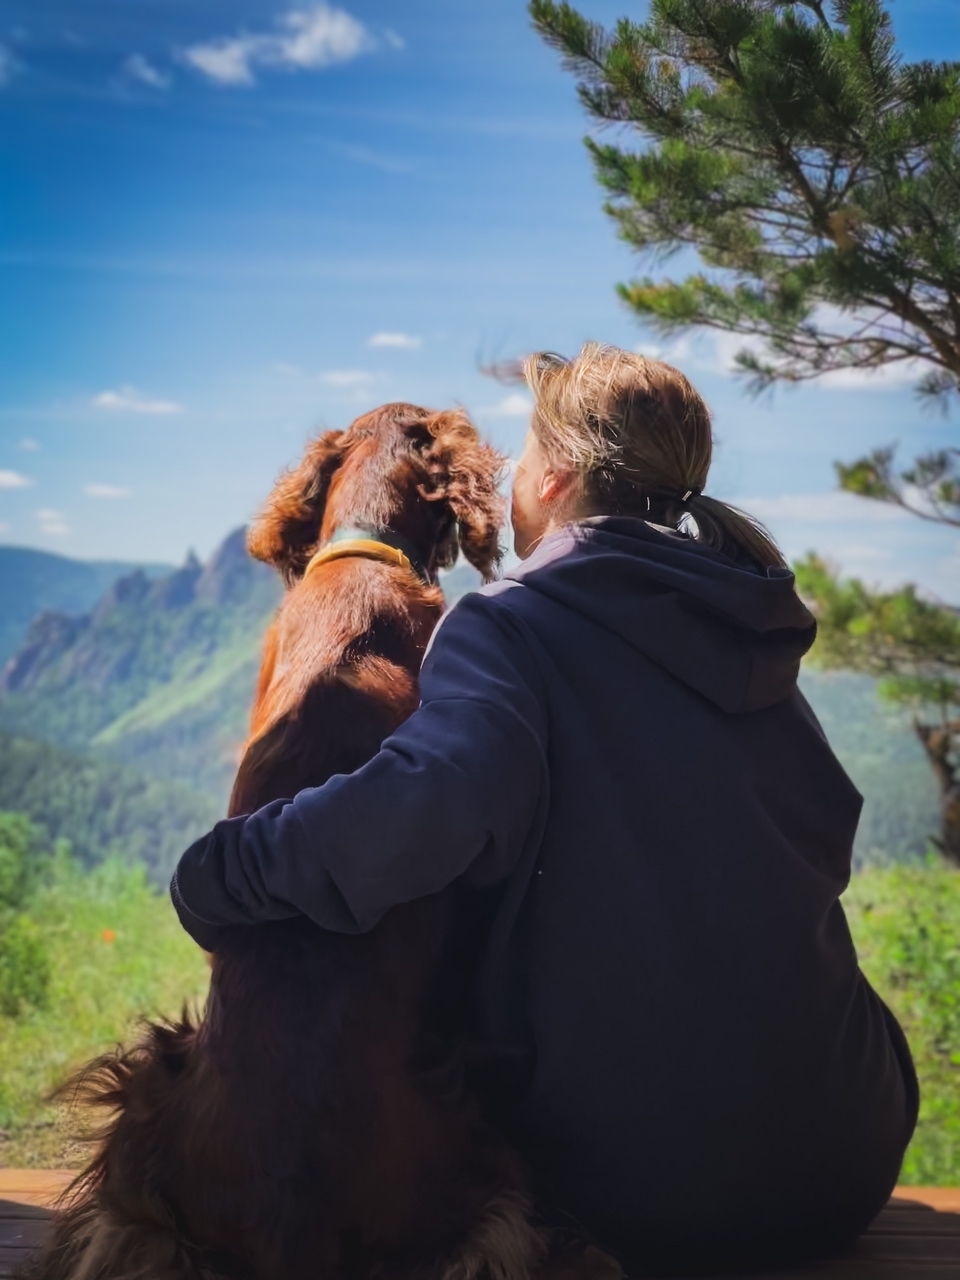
26 403 545 1280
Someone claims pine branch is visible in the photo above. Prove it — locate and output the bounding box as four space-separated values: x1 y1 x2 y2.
533 0 960 527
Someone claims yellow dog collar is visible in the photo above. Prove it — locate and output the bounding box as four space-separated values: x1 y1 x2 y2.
304 539 415 578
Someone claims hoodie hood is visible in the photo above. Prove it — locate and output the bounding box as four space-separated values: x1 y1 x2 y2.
506 517 815 713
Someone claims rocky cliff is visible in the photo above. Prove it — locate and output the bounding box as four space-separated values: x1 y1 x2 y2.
0 528 281 800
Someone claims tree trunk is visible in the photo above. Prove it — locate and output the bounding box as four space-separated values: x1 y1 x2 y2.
914 719 960 867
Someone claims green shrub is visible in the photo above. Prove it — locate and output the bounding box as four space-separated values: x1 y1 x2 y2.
0 811 48 910
0 914 51 1016
844 862 960 1184
0 850 207 1155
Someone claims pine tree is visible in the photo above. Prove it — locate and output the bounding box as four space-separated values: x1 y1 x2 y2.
530 0 960 523
795 556 960 864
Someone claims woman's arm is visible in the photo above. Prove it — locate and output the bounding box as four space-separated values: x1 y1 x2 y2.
170 590 549 949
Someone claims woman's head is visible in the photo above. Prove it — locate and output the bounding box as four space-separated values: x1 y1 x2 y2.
510 342 784 568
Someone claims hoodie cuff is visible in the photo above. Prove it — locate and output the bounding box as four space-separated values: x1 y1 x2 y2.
170 868 230 952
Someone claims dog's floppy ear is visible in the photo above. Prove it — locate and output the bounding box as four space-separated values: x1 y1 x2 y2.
247 430 347 584
421 411 506 582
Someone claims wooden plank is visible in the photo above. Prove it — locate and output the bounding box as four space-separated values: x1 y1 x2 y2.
894 1187 960 1213
869 1202 960 1235
0 1169 73 1208
0 1182 957 1280
0 1219 49 1249
768 1264 960 1277
867 1214 960 1236
0 1202 50 1220
856 1233 960 1259
1 1245 37 1273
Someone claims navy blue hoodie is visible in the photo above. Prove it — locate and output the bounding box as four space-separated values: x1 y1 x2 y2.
172 518 917 1271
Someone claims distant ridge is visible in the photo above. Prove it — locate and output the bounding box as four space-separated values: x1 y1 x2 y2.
0 527 281 802
0 544 172 666
0 534 937 871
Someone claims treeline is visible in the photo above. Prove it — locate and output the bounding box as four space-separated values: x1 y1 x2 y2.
0 729 220 883
799 671 939 865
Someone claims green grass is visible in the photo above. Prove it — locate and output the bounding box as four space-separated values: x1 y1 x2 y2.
844 862 960 1185
0 855 208 1167
1 855 957 1186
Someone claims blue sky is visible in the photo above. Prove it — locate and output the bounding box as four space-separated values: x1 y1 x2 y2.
1 0 959 599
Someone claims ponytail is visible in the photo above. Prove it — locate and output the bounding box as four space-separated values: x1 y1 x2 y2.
685 494 786 570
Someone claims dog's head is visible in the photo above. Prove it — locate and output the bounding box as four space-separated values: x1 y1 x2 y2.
247 403 506 585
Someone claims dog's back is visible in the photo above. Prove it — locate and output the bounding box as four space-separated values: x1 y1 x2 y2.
181 558 465 1278
25 405 541 1280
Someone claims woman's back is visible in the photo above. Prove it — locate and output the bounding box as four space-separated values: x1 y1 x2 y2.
448 517 916 1273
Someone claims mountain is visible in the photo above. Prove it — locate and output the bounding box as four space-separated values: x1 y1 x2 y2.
0 529 282 802
0 535 938 870
0 545 171 667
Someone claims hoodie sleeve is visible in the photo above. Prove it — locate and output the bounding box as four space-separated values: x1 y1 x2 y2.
170 589 549 947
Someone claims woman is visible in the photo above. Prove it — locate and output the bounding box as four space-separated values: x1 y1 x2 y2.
172 344 917 1275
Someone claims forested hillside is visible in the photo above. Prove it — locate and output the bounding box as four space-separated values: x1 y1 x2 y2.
0 545 171 666
0 728 219 880
0 538 939 873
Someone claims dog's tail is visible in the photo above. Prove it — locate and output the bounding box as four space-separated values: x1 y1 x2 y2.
17 1203 223 1280
20 1014 229 1280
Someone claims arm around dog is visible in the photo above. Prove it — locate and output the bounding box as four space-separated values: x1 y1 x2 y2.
171 590 549 948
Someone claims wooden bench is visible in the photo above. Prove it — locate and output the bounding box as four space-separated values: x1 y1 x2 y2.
1 1173 958 1278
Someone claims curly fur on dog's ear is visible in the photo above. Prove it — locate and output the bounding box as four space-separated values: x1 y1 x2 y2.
421 411 507 581
247 430 347 584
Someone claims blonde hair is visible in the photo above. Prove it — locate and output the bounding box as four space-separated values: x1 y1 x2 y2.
521 342 785 569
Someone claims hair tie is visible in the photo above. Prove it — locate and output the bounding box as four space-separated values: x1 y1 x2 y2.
680 488 702 505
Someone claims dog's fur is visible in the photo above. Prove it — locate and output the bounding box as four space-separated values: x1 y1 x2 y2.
24 403 545 1280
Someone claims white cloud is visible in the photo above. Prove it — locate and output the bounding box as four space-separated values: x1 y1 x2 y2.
84 483 132 499
123 54 171 90
271 361 302 376
184 4 374 87
368 332 421 349
638 322 924 393
93 387 183 415
35 509 70 537
815 360 924 391
18 437 39 451
639 332 769 380
281 4 371 67
738 491 906 525
826 543 890 563
332 142 413 174
722 491 950 595
0 469 32 490
319 369 376 387
484 393 534 418
185 40 254 86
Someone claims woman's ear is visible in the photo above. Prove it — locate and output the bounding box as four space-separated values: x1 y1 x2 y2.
421 411 507 582
538 467 577 510
247 430 347 585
